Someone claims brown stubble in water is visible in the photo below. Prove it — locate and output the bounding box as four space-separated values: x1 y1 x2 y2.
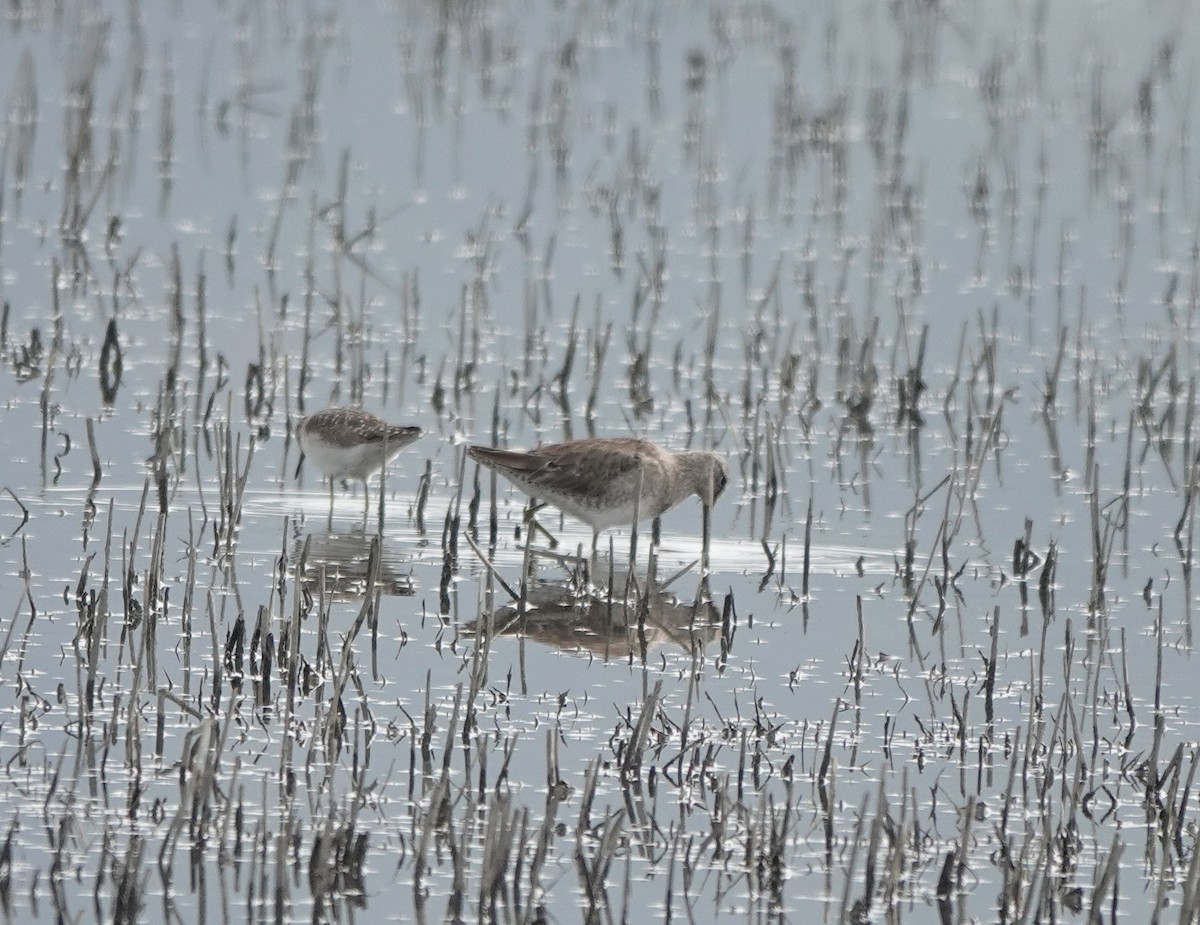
10 4 1200 923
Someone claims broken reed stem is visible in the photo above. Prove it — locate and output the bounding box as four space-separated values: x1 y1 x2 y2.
839 791 872 918
1119 627 1135 738
38 261 62 489
414 457 432 534
0 536 38 670
1088 834 1123 922
621 680 662 781
853 596 865 708
985 605 999 728
802 495 812 599
85 417 101 486
464 533 520 603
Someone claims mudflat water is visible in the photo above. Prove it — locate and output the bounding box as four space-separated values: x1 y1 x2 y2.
0 2 1197 922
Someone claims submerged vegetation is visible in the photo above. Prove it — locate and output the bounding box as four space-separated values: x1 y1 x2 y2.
0 1 1198 922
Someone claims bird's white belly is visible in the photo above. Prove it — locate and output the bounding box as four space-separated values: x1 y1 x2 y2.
542 488 652 531
304 439 385 481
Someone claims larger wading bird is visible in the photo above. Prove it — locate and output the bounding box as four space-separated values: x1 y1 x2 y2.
467 437 729 558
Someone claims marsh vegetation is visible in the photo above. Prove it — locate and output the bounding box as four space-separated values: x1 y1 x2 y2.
0 1 1197 922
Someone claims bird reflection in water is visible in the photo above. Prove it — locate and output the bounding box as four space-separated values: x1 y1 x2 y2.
464 578 720 660
291 529 415 602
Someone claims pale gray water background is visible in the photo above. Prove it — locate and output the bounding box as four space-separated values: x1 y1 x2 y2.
0 1 1198 921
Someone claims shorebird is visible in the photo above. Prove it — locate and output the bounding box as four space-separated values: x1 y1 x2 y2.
296 407 421 514
466 437 729 554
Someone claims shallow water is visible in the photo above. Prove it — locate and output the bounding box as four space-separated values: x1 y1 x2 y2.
0 1 1199 922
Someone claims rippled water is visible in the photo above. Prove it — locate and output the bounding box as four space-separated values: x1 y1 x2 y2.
0 1 1198 922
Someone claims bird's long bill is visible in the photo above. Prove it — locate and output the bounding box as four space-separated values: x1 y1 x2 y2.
293 451 306 480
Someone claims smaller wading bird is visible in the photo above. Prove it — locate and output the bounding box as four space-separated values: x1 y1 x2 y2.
296 407 421 515
466 437 729 558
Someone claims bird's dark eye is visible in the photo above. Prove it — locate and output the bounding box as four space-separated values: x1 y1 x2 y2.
715 471 728 497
